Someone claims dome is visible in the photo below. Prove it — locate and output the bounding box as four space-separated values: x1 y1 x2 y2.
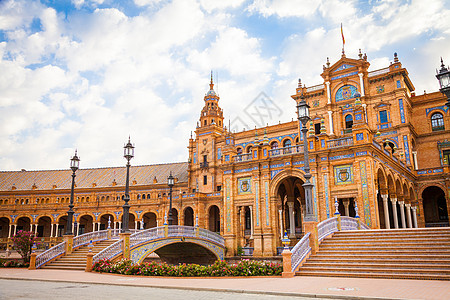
206 89 216 96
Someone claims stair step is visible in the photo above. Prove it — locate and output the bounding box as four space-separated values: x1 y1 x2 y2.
303 262 450 269
295 270 450 280
299 266 450 275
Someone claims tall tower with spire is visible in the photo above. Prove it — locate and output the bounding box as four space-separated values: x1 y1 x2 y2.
188 73 225 196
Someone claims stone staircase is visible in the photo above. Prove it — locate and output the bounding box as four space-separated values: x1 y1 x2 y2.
296 228 450 280
41 240 117 270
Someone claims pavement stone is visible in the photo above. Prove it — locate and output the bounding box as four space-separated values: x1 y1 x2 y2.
0 268 449 300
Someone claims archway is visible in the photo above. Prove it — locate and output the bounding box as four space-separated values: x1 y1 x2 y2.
78 215 94 235
277 176 305 239
37 216 52 237
143 212 157 229
171 209 179 225
0 217 10 238
208 205 220 233
57 216 67 236
100 214 114 230
422 186 449 227
16 217 31 232
184 207 194 226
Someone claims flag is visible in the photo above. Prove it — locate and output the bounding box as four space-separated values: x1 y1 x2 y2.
341 23 345 45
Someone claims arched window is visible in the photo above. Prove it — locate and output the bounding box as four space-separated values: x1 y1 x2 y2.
283 139 291 148
271 141 278 149
345 114 353 129
237 147 243 155
246 145 253 153
431 112 444 131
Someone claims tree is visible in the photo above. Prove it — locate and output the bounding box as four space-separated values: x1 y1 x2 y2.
11 230 37 263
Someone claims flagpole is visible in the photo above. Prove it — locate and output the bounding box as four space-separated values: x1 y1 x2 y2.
341 23 345 56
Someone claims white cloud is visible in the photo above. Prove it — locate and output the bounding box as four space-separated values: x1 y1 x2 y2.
247 0 320 18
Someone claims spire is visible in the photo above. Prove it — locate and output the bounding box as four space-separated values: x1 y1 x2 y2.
209 70 214 91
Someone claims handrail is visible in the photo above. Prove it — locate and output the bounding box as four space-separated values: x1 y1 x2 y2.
290 233 311 272
93 240 122 263
317 217 339 241
233 153 252 162
36 241 66 268
327 137 353 149
73 230 109 248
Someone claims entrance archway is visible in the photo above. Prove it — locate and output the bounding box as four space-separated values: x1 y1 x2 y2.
78 215 94 235
16 217 31 232
422 186 449 227
100 214 114 230
208 205 220 233
171 209 179 225
277 176 305 239
143 212 157 228
184 207 194 226
37 216 52 237
0 217 10 238
58 216 67 236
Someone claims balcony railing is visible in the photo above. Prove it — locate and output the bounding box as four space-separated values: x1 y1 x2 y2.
269 145 303 157
233 153 252 162
327 137 353 149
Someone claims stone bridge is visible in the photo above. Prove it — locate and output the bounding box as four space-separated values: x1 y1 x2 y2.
94 226 225 265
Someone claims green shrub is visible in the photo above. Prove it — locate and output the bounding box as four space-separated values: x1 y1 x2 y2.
92 259 281 277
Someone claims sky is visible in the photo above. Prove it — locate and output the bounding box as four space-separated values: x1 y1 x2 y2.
0 0 449 171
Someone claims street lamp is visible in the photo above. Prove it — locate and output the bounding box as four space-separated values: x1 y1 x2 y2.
167 172 175 225
436 57 450 108
122 137 134 233
296 91 316 222
65 150 80 235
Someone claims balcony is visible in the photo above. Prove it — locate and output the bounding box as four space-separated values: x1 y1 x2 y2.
233 153 252 162
269 145 303 157
327 137 353 149
200 161 209 168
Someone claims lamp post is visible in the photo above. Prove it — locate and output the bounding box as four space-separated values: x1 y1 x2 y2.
122 137 134 233
167 172 175 225
65 150 80 235
436 57 450 108
296 91 316 222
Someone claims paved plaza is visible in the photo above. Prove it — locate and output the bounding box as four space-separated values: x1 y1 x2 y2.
0 268 449 299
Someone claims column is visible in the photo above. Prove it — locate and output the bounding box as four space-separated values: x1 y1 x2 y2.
13 224 17 236
34 224 38 235
8 224 12 238
114 221 117 230
135 221 138 230
398 201 406 228
56 224 59 237
358 73 365 96
325 81 331 104
287 202 295 238
119 221 122 231
50 223 54 237
72 223 75 235
412 206 418 228
97 222 101 231
391 198 399 229
405 204 412 228
343 199 350 216
328 111 334 135
278 209 283 240
249 205 254 239
381 194 390 229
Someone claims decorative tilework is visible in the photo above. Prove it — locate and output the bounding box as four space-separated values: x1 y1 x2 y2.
51 214 59 222
399 99 406 123
376 85 385 93
217 148 222 160
321 139 325 148
270 163 284 168
355 113 362 121
225 155 230 162
356 133 364 141
10 215 17 222
334 64 355 72
271 170 282 179
331 71 358 81
93 212 100 221
334 164 354 185
396 80 401 88
134 210 143 218
359 161 372 227
323 174 330 218
114 211 121 220
255 182 260 226
335 84 358 102
426 105 449 116
329 153 354 161
312 176 318 220
309 141 313 150
226 179 231 232
356 151 368 156
403 135 411 164
265 181 269 226
321 157 327 161
31 214 38 222
238 177 252 195
198 131 212 136
224 170 232 174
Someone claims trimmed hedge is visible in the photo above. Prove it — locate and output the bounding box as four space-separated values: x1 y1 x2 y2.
0 259 29 268
93 259 282 277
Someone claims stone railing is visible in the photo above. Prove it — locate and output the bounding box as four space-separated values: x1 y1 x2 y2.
317 217 340 241
93 240 122 263
269 145 303 157
290 233 311 272
73 230 109 249
341 216 370 230
368 67 390 77
36 241 66 268
327 137 353 149
130 227 166 247
233 153 252 162
306 84 324 92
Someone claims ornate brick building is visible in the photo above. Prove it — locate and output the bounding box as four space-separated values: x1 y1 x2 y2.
1 52 449 257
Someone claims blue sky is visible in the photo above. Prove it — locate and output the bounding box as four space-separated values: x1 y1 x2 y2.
0 0 449 170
